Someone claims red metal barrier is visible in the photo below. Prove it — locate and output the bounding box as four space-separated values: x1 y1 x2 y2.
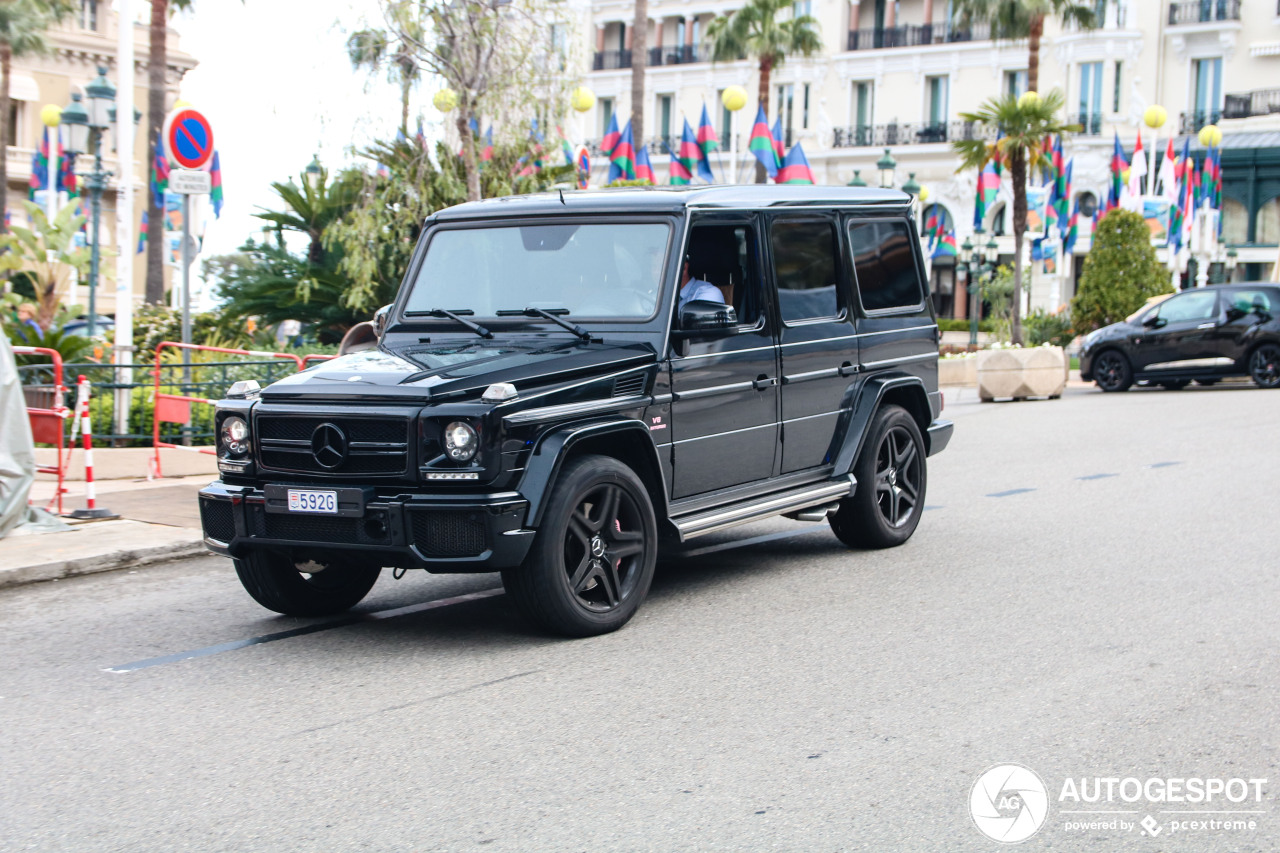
300 353 336 369
151 342 326 478
13 346 72 515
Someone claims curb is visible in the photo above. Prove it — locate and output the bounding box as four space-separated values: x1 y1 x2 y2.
0 536 207 590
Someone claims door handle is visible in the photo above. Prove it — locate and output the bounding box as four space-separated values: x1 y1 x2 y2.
753 375 777 390
839 361 858 377
1197 322 1216 329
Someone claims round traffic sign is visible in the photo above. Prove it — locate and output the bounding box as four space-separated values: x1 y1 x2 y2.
163 108 215 170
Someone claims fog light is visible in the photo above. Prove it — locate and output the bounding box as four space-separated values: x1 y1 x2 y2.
443 421 478 462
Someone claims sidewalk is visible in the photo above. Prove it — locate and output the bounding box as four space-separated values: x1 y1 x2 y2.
1 474 212 589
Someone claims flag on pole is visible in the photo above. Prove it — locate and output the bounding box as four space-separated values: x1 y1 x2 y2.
28 127 49 200
1057 158 1072 242
606 120 636 182
634 143 656 184
679 119 713 182
151 138 170 208
1157 139 1177 201
696 103 720 159
924 204 942 250
416 117 427 146
137 211 149 254
480 126 494 163
931 229 958 258
1063 200 1080 254
748 105 778 178
974 159 1000 228
209 151 224 218
771 116 786 165
575 147 590 189
776 143 814 185
666 141 692 185
601 113 621 158
1127 131 1146 200
1106 131 1128 213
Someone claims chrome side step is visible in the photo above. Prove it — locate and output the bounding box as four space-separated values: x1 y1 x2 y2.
671 475 856 541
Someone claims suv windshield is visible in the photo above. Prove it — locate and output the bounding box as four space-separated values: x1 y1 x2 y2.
404 221 671 320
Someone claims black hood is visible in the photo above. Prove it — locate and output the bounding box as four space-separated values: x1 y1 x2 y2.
261 337 657 402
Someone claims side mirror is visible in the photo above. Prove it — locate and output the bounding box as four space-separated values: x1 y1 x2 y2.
373 304 392 338
1142 314 1165 329
674 300 738 339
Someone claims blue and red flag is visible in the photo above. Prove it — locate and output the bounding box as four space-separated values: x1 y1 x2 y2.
776 143 814 185
678 118 712 182
28 127 50 200
974 158 1000 228
151 138 170 208
634 143 656 184
607 119 636 182
480 126 494 163
208 151 223 218
696 103 719 158
931 229 958 258
136 210 148 254
748 105 778 178
575 147 590 189
1106 131 1128 213
771 116 786 164
601 112 621 158
1063 198 1080 255
665 141 692 185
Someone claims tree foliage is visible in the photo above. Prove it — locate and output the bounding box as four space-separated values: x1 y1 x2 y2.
0 201 92 328
953 90 1076 344
1071 209 1171 332
950 0 1096 92
347 25 423 135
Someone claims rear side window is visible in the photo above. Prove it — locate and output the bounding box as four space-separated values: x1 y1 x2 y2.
848 220 923 312
770 219 841 322
1229 290 1274 314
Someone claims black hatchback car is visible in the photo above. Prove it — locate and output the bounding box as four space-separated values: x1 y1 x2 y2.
198 186 952 636
1080 284 1280 392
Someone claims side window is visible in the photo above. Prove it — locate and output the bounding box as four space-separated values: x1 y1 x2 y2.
1157 291 1217 323
849 220 923 312
1228 290 1273 315
770 219 840 323
684 223 763 326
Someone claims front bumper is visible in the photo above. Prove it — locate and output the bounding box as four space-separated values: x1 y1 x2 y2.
197 481 535 572
1078 349 1095 381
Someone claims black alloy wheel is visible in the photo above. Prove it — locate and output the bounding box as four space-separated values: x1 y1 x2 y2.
829 405 927 549
503 455 657 637
1094 351 1133 392
1250 344 1280 388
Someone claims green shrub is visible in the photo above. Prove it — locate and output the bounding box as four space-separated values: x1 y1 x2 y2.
1024 308 1075 348
936 318 996 333
1072 209 1171 332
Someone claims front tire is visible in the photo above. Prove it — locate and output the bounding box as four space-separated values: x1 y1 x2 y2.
233 550 381 616
828 405 927 549
502 455 657 637
1094 350 1133 392
1249 343 1280 388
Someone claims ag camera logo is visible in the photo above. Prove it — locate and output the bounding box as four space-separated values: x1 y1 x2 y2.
970 764 1050 843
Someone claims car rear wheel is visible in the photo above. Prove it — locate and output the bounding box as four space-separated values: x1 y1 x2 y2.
502 455 657 637
1249 344 1280 389
233 550 381 617
829 405 926 550
1094 351 1132 392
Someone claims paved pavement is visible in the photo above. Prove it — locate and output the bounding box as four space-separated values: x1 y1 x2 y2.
2 383 1278 851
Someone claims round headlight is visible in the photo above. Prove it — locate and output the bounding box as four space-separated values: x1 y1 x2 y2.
443 421 478 462
221 416 250 458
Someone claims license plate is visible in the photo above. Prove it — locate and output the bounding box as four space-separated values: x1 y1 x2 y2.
287 489 338 514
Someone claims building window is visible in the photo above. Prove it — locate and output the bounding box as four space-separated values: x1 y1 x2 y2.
1192 57 1223 126
717 89 732 141
599 97 614 137
925 75 949 130
657 93 673 144
776 83 795 145
1078 191 1098 219
802 83 810 130
1004 70 1028 98
1221 198 1248 245
7 100 20 148
617 23 626 52
674 19 685 49
851 81 874 145
1079 62 1103 129
793 0 813 18
80 0 98 31
1257 197 1280 245
1112 61 1123 113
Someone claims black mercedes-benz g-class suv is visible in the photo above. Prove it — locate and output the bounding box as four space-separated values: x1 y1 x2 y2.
199 186 952 636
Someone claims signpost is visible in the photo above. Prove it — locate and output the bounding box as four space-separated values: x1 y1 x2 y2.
162 107 215 399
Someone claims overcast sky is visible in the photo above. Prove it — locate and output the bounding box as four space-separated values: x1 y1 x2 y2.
172 1 443 261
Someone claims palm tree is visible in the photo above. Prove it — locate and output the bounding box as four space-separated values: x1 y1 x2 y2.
950 0 1096 94
255 166 361 267
953 90 1075 344
0 1 74 235
705 0 821 182
347 27 422 136
629 0 647 145
144 0 192 304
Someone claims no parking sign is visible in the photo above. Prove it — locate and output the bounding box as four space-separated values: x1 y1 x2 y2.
162 108 215 171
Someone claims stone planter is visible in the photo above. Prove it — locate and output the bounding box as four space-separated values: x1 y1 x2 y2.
938 356 977 387
977 346 1067 402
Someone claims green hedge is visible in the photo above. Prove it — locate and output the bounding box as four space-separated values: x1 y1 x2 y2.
936 318 995 333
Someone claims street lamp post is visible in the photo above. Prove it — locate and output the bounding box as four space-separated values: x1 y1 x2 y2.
1226 246 1239 283
876 148 896 189
61 67 117 340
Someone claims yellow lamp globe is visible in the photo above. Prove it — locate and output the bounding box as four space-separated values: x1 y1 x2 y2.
172 99 192 111
433 89 458 113
721 85 748 113
1143 105 1167 129
570 87 596 113
918 185 930 203
1018 90 1041 108
1198 124 1223 148
40 104 61 127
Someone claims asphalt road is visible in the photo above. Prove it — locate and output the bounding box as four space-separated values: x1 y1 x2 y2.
2 382 1278 852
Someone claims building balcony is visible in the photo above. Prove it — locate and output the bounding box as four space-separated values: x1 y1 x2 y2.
591 45 707 71
1167 0 1240 26
845 22 991 51
1223 88 1280 119
832 120 995 148
1179 109 1224 134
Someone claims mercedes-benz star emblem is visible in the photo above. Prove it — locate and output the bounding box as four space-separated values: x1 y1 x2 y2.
310 422 348 469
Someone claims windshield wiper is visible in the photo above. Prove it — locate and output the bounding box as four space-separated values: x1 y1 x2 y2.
403 308 492 339
496 307 594 342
